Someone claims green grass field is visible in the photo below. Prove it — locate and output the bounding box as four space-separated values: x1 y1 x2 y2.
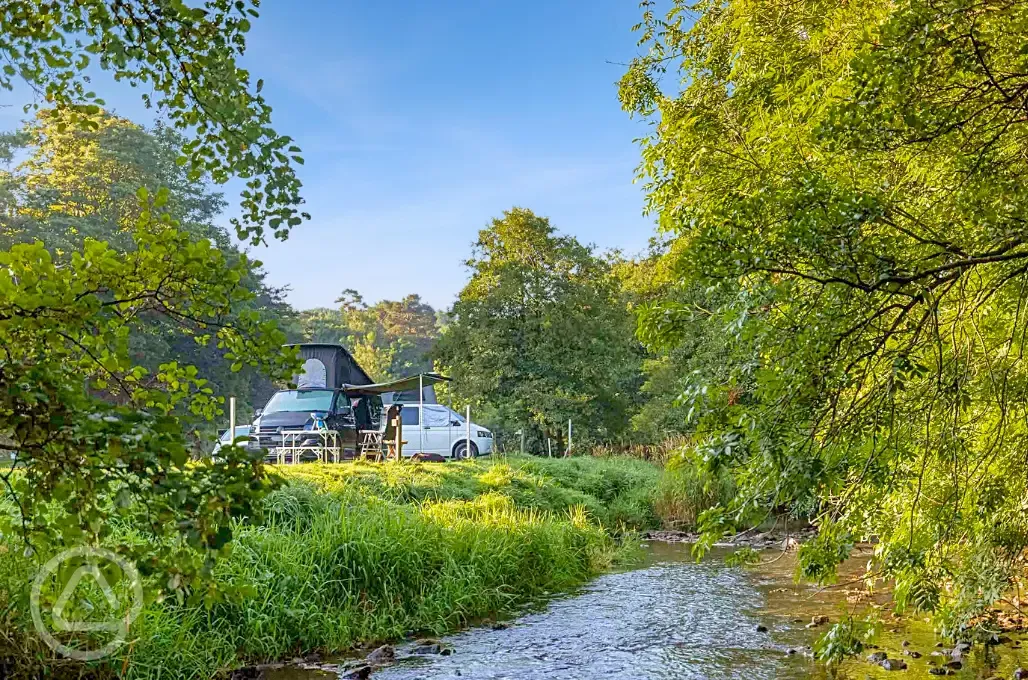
280 455 666 531
0 455 730 679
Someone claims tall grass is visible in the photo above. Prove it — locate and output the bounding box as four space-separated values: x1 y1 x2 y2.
282 455 664 532
653 460 736 529
0 456 656 679
0 454 733 679
106 488 610 678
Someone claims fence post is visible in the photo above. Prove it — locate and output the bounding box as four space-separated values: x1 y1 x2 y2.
229 396 236 451
418 374 424 457
466 405 472 459
566 419 572 457
520 429 525 456
547 438 552 458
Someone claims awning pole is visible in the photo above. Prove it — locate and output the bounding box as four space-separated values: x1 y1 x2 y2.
419 373 424 456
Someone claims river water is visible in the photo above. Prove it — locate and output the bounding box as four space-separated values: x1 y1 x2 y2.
273 542 1028 680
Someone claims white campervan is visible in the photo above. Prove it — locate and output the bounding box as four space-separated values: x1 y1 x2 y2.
398 404 493 459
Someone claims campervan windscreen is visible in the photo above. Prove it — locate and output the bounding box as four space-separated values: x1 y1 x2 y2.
263 390 335 413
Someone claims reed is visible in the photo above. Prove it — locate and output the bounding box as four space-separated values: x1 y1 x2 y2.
652 462 736 530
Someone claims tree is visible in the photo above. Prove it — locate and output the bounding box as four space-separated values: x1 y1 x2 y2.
0 0 308 244
435 208 643 451
621 0 1028 640
298 291 440 381
616 243 751 445
0 109 294 436
1 214 296 575
1 109 226 252
0 0 304 594
374 294 440 375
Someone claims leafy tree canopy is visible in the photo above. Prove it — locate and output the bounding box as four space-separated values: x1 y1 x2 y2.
435 208 643 450
0 108 294 431
616 243 749 444
1 108 226 252
0 0 307 244
621 0 1028 637
1 211 295 583
300 291 440 382
0 1 303 594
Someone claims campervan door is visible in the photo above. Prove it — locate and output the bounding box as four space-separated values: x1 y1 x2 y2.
400 404 457 456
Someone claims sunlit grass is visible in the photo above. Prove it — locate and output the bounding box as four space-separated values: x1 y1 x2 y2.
0 454 675 679
280 455 665 532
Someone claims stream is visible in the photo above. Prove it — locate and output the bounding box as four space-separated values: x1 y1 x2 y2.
269 542 1028 680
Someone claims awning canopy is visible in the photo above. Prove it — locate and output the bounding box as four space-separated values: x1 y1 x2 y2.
342 373 450 396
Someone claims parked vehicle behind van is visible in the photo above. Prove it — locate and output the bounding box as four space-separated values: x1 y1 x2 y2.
397 404 493 459
213 425 251 456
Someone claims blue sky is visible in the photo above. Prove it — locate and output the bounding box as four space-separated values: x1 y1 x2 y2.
5 1 657 311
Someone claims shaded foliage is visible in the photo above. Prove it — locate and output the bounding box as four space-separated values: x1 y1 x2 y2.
0 0 303 592
0 109 292 432
621 0 1028 639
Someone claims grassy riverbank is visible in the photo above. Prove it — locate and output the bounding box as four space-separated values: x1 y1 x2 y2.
0 454 720 680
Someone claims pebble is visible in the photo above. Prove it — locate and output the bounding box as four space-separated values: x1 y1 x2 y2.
366 644 395 664
342 667 372 680
806 615 830 629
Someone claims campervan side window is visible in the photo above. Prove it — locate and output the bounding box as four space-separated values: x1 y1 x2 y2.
400 406 420 426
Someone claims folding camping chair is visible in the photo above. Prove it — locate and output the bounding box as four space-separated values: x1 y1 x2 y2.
358 430 384 461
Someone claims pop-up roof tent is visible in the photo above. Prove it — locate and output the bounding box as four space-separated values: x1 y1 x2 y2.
290 343 374 389
289 343 447 405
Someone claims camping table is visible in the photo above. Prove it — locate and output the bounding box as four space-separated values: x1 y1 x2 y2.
278 429 341 464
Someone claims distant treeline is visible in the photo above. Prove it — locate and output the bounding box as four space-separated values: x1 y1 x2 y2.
0 109 695 453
